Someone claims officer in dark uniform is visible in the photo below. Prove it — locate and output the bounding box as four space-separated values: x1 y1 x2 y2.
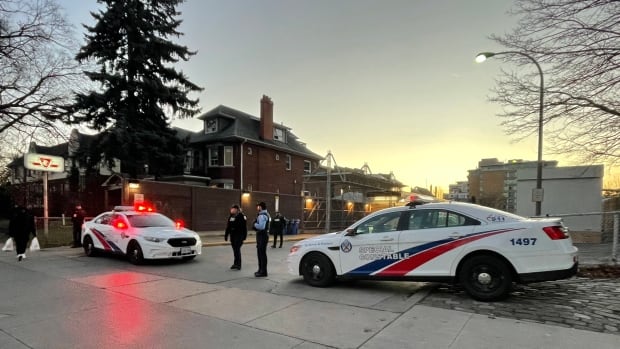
224 204 247 270
271 212 286 248
71 204 86 248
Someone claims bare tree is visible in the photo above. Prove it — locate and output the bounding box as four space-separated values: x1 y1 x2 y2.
0 0 81 144
489 0 619 164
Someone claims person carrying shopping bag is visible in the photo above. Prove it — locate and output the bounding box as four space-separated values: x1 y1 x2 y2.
9 205 37 261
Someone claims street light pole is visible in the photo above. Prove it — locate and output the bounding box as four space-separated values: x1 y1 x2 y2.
475 51 544 216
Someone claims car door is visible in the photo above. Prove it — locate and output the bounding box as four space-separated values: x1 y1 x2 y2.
339 210 404 276
86 213 116 251
385 208 480 276
108 213 129 253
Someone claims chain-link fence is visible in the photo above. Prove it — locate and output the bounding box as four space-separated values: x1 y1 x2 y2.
34 216 75 247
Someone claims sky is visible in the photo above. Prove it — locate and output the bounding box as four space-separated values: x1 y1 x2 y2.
56 0 577 191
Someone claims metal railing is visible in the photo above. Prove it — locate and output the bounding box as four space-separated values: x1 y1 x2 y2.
541 211 619 262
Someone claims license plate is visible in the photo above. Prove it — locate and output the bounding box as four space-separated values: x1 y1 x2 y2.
180 247 192 255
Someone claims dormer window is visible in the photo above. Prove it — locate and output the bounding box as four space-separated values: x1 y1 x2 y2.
205 119 218 134
273 127 285 142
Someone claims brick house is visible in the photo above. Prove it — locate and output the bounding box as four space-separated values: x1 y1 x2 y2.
182 95 323 196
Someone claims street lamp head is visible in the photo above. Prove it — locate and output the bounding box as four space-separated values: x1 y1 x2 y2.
475 52 496 63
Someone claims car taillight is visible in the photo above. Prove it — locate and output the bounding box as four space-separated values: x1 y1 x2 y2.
543 226 569 240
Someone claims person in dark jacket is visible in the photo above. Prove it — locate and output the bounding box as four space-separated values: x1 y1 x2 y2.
224 204 247 270
270 212 286 248
253 202 270 277
8 205 37 261
71 204 86 248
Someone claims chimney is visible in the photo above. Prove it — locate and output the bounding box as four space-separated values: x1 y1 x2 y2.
260 95 273 141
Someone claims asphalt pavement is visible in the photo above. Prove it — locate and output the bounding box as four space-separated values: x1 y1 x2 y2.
0 236 618 348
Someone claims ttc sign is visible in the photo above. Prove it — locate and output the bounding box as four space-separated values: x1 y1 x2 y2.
24 153 65 173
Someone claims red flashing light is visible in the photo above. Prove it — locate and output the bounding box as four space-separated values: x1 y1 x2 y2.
135 203 155 212
175 219 185 229
543 226 569 240
113 219 127 230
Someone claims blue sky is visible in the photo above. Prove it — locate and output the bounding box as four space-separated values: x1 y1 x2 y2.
58 0 569 191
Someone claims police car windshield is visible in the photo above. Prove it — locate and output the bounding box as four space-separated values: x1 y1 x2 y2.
127 214 175 228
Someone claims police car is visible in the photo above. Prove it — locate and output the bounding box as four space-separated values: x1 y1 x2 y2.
287 200 578 301
81 204 202 264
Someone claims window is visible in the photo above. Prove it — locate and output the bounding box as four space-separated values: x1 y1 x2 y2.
275 154 280 161
407 209 480 230
273 128 285 142
285 155 291 171
184 150 193 173
205 119 218 134
303 160 311 174
224 146 233 166
209 148 219 167
223 183 234 190
354 211 402 235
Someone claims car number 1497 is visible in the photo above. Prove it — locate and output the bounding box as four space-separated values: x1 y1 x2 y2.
510 238 537 246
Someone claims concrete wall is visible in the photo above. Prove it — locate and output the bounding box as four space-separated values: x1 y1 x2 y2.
516 165 603 232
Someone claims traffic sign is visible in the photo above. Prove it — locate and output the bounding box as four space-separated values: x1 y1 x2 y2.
24 153 65 173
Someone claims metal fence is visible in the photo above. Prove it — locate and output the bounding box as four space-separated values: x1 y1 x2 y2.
544 211 619 262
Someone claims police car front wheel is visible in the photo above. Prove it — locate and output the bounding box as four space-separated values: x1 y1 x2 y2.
459 255 512 301
127 242 145 265
301 252 335 287
83 236 97 257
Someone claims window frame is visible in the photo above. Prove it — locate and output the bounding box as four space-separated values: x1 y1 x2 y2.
205 119 218 134
223 146 233 167
303 160 311 174
208 148 219 167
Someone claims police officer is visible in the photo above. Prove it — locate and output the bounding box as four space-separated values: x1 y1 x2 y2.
271 211 286 248
253 202 270 277
224 204 247 270
71 204 86 248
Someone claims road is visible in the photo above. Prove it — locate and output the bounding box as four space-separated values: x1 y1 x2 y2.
1 243 619 349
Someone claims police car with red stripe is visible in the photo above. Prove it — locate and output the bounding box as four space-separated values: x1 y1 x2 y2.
287 199 578 301
81 204 202 264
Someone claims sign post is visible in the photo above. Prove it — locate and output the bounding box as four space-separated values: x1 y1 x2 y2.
24 153 65 237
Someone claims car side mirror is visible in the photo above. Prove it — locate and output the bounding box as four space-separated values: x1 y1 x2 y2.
345 228 357 237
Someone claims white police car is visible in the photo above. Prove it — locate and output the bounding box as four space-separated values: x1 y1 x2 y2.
81 204 202 264
288 201 578 301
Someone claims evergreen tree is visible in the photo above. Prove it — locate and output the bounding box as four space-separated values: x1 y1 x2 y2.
73 0 202 177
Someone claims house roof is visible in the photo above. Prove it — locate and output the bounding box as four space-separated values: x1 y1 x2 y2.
185 105 323 160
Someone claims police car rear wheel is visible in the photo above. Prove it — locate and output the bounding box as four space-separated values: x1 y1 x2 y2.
83 236 97 257
459 255 512 301
128 242 144 265
302 253 335 287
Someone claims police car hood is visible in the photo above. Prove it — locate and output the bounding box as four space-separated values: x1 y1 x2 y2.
299 231 341 244
137 227 196 238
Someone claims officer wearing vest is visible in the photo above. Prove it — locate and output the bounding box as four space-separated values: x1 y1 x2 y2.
253 202 270 277
225 204 247 270
271 212 286 248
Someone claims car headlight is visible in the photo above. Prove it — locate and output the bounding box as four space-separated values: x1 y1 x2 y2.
143 236 165 243
290 245 300 254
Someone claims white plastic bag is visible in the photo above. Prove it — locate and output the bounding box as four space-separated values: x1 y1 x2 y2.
2 237 14 251
29 237 40 251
